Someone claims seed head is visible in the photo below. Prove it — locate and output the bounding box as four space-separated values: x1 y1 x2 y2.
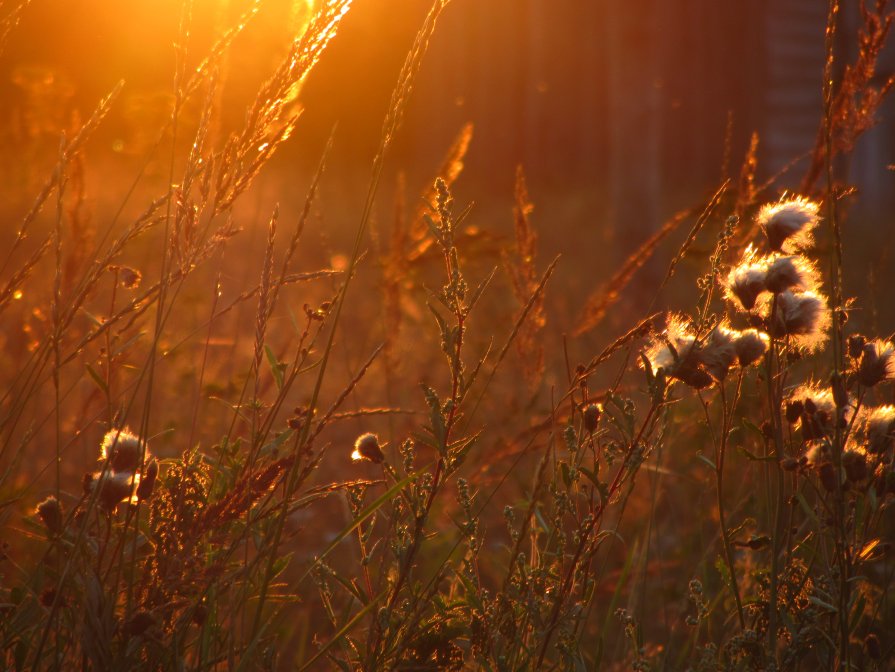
763 255 819 294
698 325 739 380
818 461 839 492
842 447 869 483
790 381 850 439
733 329 769 367
100 428 144 474
864 405 895 455
136 459 159 501
352 433 384 464
583 403 602 433
36 496 63 534
726 254 767 311
857 339 895 387
118 266 142 290
765 290 830 351
644 315 712 389
757 197 820 252
847 334 866 359
90 471 137 511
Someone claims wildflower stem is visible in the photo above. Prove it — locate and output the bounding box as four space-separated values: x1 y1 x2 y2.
718 378 746 628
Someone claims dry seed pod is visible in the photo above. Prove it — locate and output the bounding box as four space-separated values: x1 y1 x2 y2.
583 403 602 433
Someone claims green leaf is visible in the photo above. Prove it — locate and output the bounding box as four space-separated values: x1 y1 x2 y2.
695 452 716 471
737 446 777 462
297 591 385 672
298 466 429 584
85 363 109 396
265 345 285 390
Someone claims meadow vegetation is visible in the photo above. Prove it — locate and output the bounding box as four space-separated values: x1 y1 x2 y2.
1 0 894 669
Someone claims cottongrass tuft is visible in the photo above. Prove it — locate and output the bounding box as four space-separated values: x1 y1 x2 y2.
757 196 820 252
857 339 895 387
352 433 384 464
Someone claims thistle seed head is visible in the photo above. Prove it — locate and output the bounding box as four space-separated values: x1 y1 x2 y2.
857 339 895 387
352 433 384 464
100 428 144 474
763 255 819 294
733 329 769 367
726 257 767 311
757 197 820 252
36 496 63 534
765 290 830 351
864 405 895 455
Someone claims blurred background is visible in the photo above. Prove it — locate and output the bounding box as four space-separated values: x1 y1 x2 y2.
1 0 894 327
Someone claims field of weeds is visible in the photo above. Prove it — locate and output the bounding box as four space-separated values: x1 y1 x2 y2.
1 0 894 669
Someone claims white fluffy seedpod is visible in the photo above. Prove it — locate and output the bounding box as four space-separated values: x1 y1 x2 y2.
352 433 384 464
100 428 145 474
733 329 769 367
790 381 851 440
698 325 739 380
764 255 819 294
857 340 895 387
644 315 712 389
765 290 830 351
864 405 895 455
757 197 820 252
726 259 767 311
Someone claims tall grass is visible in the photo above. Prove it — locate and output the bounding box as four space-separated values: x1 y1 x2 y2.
1 0 895 669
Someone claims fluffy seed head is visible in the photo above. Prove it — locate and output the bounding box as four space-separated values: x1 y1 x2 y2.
100 428 144 474
857 339 895 387
352 433 384 464
726 255 767 311
698 325 739 380
644 315 711 389
733 329 769 367
842 447 869 483
36 496 63 534
757 197 820 252
790 381 851 440
90 471 138 510
764 255 819 294
765 290 830 351
864 405 895 455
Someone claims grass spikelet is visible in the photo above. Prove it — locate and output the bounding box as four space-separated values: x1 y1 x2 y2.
503 165 546 388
